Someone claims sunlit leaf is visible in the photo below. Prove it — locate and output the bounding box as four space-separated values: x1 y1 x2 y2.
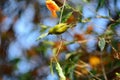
98 38 106 51
36 33 48 40
53 48 57 56
82 0 90 3
38 23 48 29
56 62 66 80
38 24 49 33
65 52 76 60
104 29 114 36
116 72 120 77
43 41 54 45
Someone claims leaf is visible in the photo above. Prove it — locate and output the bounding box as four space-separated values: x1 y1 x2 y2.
98 38 106 51
38 24 49 33
62 12 73 23
116 72 120 77
82 0 90 3
96 0 105 11
104 29 114 36
20 72 32 80
56 62 66 80
53 48 57 56
50 61 54 75
111 40 119 50
38 23 48 29
36 33 48 40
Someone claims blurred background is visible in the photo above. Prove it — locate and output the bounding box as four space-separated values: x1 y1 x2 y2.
1 0 120 80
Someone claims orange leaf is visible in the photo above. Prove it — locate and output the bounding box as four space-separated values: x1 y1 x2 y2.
86 25 93 34
66 15 76 24
51 10 57 18
74 34 85 41
46 0 60 18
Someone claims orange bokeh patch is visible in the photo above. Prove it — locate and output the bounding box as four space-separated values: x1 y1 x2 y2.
46 0 60 18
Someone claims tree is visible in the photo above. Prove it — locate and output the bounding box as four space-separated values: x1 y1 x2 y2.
1 0 120 80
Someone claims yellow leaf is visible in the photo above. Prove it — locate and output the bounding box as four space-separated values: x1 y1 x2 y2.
56 62 66 80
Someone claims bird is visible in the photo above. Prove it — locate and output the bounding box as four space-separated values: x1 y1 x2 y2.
36 23 72 40
48 23 69 34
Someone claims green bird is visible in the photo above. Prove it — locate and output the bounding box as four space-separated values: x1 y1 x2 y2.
48 23 70 34
36 23 72 40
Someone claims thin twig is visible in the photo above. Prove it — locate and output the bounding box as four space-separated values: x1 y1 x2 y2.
106 40 118 53
106 40 120 59
55 40 63 57
100 52 108 80
75 60 102 80
86 6 115 22
59 0 66 23
56 0 66 56
88 71 102 80
54 0 66 61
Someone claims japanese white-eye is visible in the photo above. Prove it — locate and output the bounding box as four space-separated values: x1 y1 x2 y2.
36 23 72 40
48 23 69 34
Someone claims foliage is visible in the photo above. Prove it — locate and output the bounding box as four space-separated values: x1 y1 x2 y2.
1 0 120 80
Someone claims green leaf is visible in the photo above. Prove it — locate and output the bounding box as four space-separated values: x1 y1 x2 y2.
98 38 106 51
82 0 90 3
96 0 105 11
50 62 54 75
64 4 82 23
53 48 57 56
104 29 114 36
38 23 48 29
56 62 66 80
116 72 120 77
36 33 48 40
62 12 73 23
19 72 32 80
38 24 49 33
111 40 119 50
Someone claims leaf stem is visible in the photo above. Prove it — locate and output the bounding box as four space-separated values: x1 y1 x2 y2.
55 39 63 57
100 52 108 80
59 0 66 23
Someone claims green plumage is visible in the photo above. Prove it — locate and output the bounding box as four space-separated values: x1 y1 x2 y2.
48 23 69 34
